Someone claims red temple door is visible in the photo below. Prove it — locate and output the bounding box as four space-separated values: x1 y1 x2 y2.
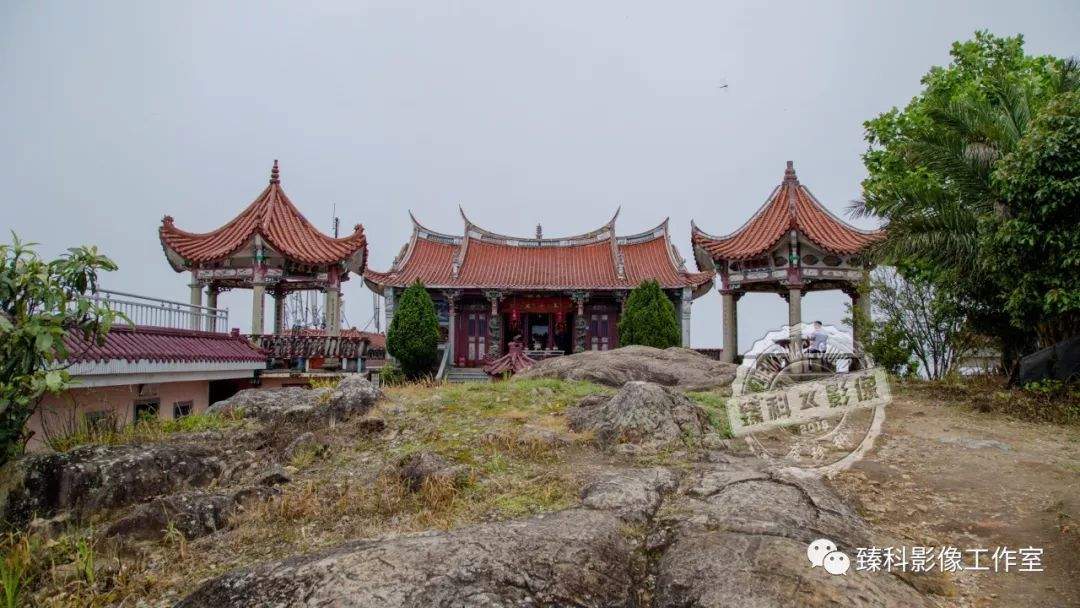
458 310 489 366
587 312 616 351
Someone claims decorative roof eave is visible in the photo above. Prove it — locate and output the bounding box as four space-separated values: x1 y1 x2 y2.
691 161 886 262
159 161 368 272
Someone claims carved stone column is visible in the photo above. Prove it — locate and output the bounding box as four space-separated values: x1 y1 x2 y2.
570 291 589 353
444 290 462 363
189 273 203 331
787 285 803 343
272 290 286 335
484 290 503 357
204 286 219 332
680 287 693 348
251 282 266 336
384 288 397 364
721 289 739 363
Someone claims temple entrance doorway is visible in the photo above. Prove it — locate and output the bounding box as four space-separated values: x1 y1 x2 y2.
456 310 489 367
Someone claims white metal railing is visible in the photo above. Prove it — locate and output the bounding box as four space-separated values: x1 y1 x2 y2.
92 289 229 333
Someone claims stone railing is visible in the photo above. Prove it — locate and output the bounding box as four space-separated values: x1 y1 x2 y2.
248 334 371 360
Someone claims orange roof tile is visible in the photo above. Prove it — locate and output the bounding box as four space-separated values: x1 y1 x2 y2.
365 209 712 292
692 161 884 261
160 161 367 270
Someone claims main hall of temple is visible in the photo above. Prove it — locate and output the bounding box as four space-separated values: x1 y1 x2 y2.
364 209 714 370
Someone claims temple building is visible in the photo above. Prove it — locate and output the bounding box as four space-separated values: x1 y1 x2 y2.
364 209 713 374
159 161 373 370
691 161 884 362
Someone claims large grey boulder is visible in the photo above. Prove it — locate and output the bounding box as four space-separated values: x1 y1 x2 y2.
516 345 737 390
1 443 225 527
176 509 636 608
209 376 382 425
652 464 933 608
568 381 712 452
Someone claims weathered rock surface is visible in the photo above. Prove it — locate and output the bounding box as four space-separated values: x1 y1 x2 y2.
105 486 277 541
517 345 737 390
2 443 224 527
209 376 382 425
652 464 933 608
580 467 678 523
568 381 712 452
176 509 636 608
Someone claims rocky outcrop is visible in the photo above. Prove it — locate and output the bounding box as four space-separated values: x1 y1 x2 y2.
580 467 678 523
568 381 713 452
651 464 933 608
209 376 382 426
176 509 637 608
2 443 225 527
104 486 277 541
517 346 737 390
179 460 935 607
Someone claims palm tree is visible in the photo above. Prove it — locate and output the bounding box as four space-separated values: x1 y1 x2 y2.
853 58 1079 374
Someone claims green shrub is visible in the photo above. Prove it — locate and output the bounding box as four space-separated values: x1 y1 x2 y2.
379 363 406 387
386 281 441 379
618 280 681 349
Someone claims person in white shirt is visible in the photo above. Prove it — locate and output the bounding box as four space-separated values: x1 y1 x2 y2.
808 320 828 354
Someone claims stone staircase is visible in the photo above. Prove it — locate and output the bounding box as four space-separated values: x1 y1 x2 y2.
445 366 492 383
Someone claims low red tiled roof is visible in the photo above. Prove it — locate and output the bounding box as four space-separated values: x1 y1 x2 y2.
692 161 884 261
63 325 266 364
160 161 367 269
364 209 713 292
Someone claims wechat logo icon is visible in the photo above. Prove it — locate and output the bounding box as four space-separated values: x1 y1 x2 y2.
807 538 850 575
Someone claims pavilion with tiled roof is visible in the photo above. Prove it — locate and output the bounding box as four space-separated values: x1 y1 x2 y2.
365 208 713 369
159 161 367 340
691 161 884 362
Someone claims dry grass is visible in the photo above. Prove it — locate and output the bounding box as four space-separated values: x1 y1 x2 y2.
895 375 1080 426
13 378 612 607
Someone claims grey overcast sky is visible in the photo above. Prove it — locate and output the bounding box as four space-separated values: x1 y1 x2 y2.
2 1 1077 348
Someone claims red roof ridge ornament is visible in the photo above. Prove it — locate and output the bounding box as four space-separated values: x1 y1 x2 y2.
270 159 280 184
783 160 798 184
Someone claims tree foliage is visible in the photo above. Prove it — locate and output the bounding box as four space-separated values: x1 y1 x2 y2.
989 92 1080 344
858 31 1079 376
618 280 680 349
866 269 968 379
1 235 120 464
386 281 440 379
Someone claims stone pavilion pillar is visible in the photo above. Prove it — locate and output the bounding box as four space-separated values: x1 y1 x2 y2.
445 290 461 364
251 283 266 336
787 285 803 344
189 273 203 331
324 286 341 337
721 289 740 363
205 286 219 332
272 290 286 335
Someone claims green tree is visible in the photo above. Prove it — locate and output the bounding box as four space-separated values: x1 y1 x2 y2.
989 92 1080 344
1 235 120 464
618 280 680 349
857 31 1079 375
386 281 440 379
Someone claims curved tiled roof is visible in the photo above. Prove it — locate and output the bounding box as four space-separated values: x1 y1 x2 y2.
692 161 884 261
160 161 367 270
63 325 266 364
365 211 713 292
